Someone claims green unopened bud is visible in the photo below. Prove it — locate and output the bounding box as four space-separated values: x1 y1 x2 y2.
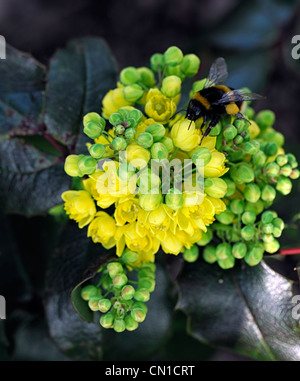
165 65 181 77
81 285 101 301
117 162 136 182
146 123 166 142
192 147 212 166
113 318 126 333
78 156 97 175
223 124 237 140
276 154 288 167
234 135 244 145
243 183 261 203
124 127 135 140
262 233 274 243
160 137 174 153
100 313 114 329
131 306 147 323
113 273 128 289
150 53 165 72
139 193 162 211
88 297 100 311
264 130 284 147
263 223 273 234
245 200 264 215
180 54 200 77
261 210 277 224
109 112 123 126
120 66 140 86
243 140 260 155
138 168 160 193
218 256 235 270
123 84 144 102
234 119 246 132
151 142 169 160
204 178 227 198
261 185 276 202
272 217 284 231
224 178 236 197
111 137 127 151
137 67 156 87
137 132 153 148
255 110 275 129
162 75 182 98
216 243 232 260
197 229 213 246
265 162 280 177
88 144 106 159
121 285 135 300
230 199 245 215
183 245 199 263
252 151 267 168
232 242 247 259
287 153 298 169
272 227 282 238
121 249 139 264
124 315 139 331
83 113 105 139
138 267 155 279
98 298 112 313
138 277 155 292
241 225 255 241
241 211 256 225
164 46 183 66
129 109 143 123
264 142 278 157
210 122 222 136
107 262 124 278
276 177 292 195
231 163 255 184
203 245 217 264
244 245 264 266
115 124 125 135
290 169 300 179
64 155 82 177
165 189 184 210
264 239 280 254
216 210 235 225
134 288 150 302
281 164 292 177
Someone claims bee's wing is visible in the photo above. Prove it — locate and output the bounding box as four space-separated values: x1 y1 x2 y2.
204 57 228 88
212 89 265 105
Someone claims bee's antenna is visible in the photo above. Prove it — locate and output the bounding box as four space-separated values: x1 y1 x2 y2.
188 119 193 130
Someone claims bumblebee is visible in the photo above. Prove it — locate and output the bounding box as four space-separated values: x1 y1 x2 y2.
186 57 264 142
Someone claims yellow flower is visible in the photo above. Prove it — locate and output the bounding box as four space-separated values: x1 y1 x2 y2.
115 197 140 226
137 204 172 241
204 150 228 177
83 171 119 208
135 118 157 137
87 211 116 249
102 88 133 119
61 190 96 228
248 120 260 139
170 119 200 151
126 143 150 169
145 88 176 124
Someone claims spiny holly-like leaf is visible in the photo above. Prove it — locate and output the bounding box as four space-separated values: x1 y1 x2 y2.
176 258 300 361
44 38 118 153
0 44 46 139
0 138 70 216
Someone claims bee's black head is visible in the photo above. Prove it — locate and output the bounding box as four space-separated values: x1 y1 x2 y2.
185 99 202 121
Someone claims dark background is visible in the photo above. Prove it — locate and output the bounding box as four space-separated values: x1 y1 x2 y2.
1 0 300 361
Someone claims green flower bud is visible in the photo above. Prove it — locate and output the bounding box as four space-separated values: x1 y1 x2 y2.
165 65 181 77
232 242 247 259
124 127 135 140
137 67 156 87
276 154 288 167
111 137 127 151
109 112 123 126
243 183 261 203
138 168 160 193
281 164 292 177
252 151 267 168
150 53 165 72
265 162 280 177
223 124 237 140
244 245 264 266
100 313 114 329
272 227 282 238
197 229 213 246
215 210 235 225
243 140 260 155
121 249 139 264
137 132 153 148
272 217 284 231
160 137 174 153
245 200 264 215
290 169 300 179
230 199 245 215
241 211 256 225
218 256 235 270
261 185 276 202
124 315 139 331
151 142 169 160
98 298 112 313
138 268 155 280
209 122 222 136
230 163 255 184
113 318 126 333
146 123 166 142
83 113 105 139
81 285 101 301
180 54 200 77
183 245 199 263
131 306 147 323
88 144 106 159
113 273 128 289
264 142 278 157
134 288 150 302
115 124 125 135
287 154 298 169
224 178 236 197
162 75 182 98
276 177 292 195
263 223 273 234
204 178 227 198
107 262 124 278
77 155 97 175
203 245 217 264
117 162 136 182
123 84 144 102
234 135 244 145
261 211 276 224
264 130 284 147
216 243 232 260
164 46 183 66
255 110 275 129
138 277 155 292
264 239 280 254
165 189 184 210
241 225 255 241
120 66 140 86
139 193 163 211
64 155 82 177
121 285 136 300
129 109 143 123
262 233 274 243
234 119 246 132
88 297 100 311
102 276 113 290
192 147 212 166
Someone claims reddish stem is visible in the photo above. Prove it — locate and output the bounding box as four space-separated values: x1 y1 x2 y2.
279 248 300 255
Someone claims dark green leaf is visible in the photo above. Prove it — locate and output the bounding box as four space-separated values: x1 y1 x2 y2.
0 138 70 216
176 258 300 361
44 38 118 152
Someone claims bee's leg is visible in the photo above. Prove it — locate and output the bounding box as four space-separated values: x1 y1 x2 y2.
200 115 207 134
200 116 220 144
235 112 250 124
